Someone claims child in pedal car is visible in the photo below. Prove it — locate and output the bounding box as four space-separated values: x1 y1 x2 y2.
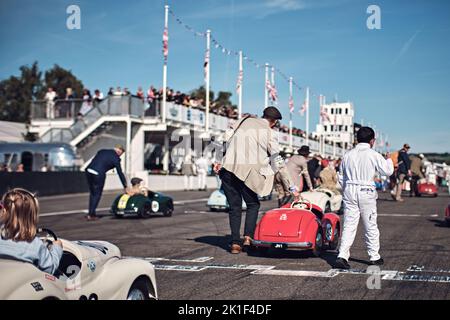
0 188 63 275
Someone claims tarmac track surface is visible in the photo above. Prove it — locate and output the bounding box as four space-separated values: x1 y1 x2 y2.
39 189 450 300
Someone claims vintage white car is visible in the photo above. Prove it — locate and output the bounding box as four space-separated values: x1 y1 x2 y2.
300 188 343 214
207 189 247 211
0 228 157 300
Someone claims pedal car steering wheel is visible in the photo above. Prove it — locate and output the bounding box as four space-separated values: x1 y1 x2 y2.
37 228 58 247
290 198 312 211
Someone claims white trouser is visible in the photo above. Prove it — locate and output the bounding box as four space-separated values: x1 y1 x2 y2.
46 102 55 119
197 169 207 189
338 185 381 262
184 175 193 190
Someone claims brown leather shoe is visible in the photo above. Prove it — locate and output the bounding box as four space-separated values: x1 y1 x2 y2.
243 236 251 247
230 244 242 254
85 215 99 221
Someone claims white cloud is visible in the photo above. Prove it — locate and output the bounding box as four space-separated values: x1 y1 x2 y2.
393 29 422 65
265 0 305 10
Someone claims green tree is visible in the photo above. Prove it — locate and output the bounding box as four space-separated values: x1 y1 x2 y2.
0 61 42 123
0 62 85 124
39 64 84 99
214 91 236 109
190 85 214 105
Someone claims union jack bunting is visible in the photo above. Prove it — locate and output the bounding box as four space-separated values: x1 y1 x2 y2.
162 27 169 61
266 80 278 101
236 70 243 94
204 49 210 82
320 106 331 122
300 101 307 116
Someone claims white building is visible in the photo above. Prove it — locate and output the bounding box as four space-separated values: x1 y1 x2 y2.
315 101 355 155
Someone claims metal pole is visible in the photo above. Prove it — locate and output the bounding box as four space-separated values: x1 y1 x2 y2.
126 119 131 176
205 29 211 132
162 4 169 124
306 87 310 146
289 77 293 150
264 63 269 109
238 50 243 119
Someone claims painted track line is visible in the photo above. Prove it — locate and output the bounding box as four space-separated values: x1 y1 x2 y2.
40 198 209 217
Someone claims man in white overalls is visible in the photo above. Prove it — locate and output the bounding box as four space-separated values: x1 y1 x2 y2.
335 127 394 269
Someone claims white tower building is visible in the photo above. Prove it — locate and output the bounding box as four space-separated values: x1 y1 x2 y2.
315 101 355 155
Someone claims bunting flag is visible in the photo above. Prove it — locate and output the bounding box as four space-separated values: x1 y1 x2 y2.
236 70 243 94
266 80 278 101
289 96 294 113
300 101 307 116
320 107 331 122
204 49 210 82
162 27 169 61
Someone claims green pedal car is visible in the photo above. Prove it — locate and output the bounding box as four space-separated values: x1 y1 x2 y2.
111 191 174 218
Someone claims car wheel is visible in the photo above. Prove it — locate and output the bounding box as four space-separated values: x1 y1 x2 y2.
127 278 150 300
253 246 269 256
163 208 173 217
312 227 323 257
139 202 152 219
328 225 340 251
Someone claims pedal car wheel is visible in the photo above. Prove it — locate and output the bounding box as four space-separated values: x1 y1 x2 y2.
127 278 150 300
139 202 152 219
328 225 340 251
163 208 173 217
312 228 324 257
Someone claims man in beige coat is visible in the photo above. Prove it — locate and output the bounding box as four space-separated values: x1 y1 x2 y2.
214 106 289 254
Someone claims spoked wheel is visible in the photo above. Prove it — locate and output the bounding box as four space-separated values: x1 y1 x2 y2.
328 225 340 251
139 203 152 219
127 279 150 300
312 228 324 257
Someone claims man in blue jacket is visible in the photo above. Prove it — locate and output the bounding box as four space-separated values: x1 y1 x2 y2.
85 145 128 221
395 143 412 202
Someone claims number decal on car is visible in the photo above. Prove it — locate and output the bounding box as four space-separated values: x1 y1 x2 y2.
118 194 130 209
151 201 160 213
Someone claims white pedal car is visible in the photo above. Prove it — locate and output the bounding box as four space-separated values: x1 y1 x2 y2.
207 189 247 211
300 188 343 214
0 228 157 300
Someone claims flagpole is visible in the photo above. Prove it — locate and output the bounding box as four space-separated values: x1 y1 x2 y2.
238 50 243 120
264 63 269 109
306 87 310 146
271 66 276 107
162 4 169 124
289 77 293 150
322 95 326 155
205 29 211 133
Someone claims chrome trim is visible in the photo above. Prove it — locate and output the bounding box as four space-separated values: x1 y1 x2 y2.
252 240 312 248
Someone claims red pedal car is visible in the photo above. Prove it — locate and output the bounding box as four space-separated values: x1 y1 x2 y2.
417 182 438 197
252 199 340 256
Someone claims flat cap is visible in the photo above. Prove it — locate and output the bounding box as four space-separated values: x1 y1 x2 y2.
263 106 282 120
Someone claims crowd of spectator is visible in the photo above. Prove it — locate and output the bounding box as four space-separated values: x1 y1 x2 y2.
42 85 315 139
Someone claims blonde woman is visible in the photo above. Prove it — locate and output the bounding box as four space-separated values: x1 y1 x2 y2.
0 188 63 274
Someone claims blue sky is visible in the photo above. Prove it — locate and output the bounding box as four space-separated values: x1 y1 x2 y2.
1 0 449 152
